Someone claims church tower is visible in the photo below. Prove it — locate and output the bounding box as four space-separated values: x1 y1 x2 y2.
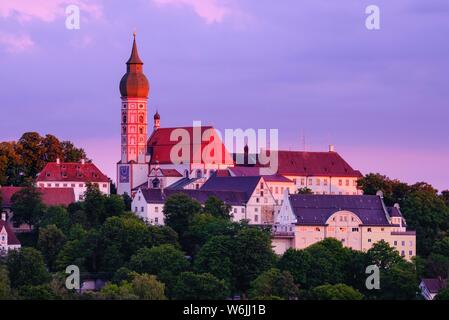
117 33 150 195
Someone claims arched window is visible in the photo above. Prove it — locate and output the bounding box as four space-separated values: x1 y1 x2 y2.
184 170 189 178
152 178 160 189
196 169 202 178
139 115 144 123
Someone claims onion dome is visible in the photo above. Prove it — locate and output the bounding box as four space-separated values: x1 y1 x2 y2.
154 111 160 120
119 33 149 98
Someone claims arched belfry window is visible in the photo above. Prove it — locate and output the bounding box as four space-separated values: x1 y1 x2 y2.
152 178 160 189
196 170 202 178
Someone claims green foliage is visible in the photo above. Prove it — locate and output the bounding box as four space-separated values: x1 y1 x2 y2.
18 284 59 300
39 206 70 233
128 244 189 295
203 196 232 219
232 227 276 294
435 287 449 300
277 248 311 286
38 225 67 271
163 193 202 239
249 268 299 300
297 187 313 194
194 235 234 289
6 247 51 288
11 185 46 227
0 266 15 299
173 272 229 300
309 284 363 300
99 273 166 300
366 240 403 269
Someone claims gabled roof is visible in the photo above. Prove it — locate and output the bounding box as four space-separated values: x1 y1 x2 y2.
36 162 109 183
387 206 403 217
147 126 234 165
0 187 75 208
421 278 447 294
200 176 262 200
139 188 248 206
288 194 390 226
236 150 362 178
0 220 20 245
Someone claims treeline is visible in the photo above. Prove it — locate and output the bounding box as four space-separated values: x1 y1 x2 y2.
2 181 445 300
0 132 87 186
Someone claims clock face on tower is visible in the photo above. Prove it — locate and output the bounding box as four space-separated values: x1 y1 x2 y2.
119 166 130 183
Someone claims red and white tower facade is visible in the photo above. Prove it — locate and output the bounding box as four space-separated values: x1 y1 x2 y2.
117 33 150 195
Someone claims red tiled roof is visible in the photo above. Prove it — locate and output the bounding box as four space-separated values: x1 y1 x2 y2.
159 169 183 177
0 187 75 207
0 220 21 245
251 150 362 177
147 127 234 165
36 162 109 183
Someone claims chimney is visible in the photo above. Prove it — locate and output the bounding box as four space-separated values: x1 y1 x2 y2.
56 158 60 165
81 159 85 165
329 144 335 152
1 213 6 221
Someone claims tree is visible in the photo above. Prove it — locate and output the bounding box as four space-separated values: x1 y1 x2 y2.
297 187 313 194
128 244 189 294
39 206 70 233
98 214 153 271
441 190 449 208
19 284 59 300
0 141 23 186
38 225 67 271
194 236 234 289
15 132 45 179
357 173 410 206
130 273 166 300
232 228 276 295
302 238 351 288
0 266 15 299
61 140 87 162
6 247 51 288
172 272 229 300
122 193 132 211
249 268 299 300
184 214 241 255
41 134 63 162
435 287 449 300
366 240 403 269
163 193 202 238
310 284 363 300
203 196 232 219
99 282 138 300
277 248 311 287
401 188 449 256
11 185 46 227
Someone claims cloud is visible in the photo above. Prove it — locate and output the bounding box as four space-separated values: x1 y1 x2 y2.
0 0 102 23
152 0 231 24
0 31 34 52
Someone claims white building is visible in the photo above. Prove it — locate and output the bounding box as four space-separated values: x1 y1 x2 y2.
36 159 110 201
0 213 21 255
272 192 416 260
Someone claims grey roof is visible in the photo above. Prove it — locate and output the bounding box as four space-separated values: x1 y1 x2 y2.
387 206 403 217
200 176 262 200
139 188 248 206
421 278 447 294
166 177 199 190
289 194 391 226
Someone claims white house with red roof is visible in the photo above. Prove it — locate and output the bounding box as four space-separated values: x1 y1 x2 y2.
36 159 110 202
0 214 21 254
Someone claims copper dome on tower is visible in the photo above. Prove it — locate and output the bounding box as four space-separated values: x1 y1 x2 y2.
119 33 149 98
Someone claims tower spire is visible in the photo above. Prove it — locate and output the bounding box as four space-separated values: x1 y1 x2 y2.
127 32 143 65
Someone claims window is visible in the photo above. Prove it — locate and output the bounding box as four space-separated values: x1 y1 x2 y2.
316 179 321 186
324 179 328 186
293 179 297 184
281 187 284 193
196 170 202 178
241 208 245 213
409 250 413 256
155 217 159 224
260 183 264 189
39 183 44 187
346 179 350 186
254 208 258 212
402 241 405 246
234 208 237 213
353 180 358 186
256 198 259 203
367 228 372 232
141 207 144 212
71 184 75 187
254 215 258 222
315 227 321 232
368 239 372 243
63 184 67 187
300 178 305 186
352 228 359 232
275 187 279 194
134 207 138 212
381 228 385 232
261 191 264 197
155 207 159 213
79 184 84 187
338 179 343 186
401 251 405 257
394 241 398 246
409 241 413 246
138 196 141 201
308 179 313 185
47 183 52 187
